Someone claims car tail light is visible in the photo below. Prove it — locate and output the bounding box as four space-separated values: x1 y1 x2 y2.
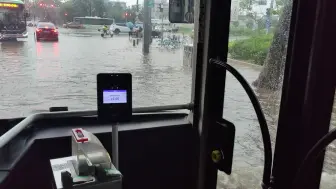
36 28 41 32
52 29 58 33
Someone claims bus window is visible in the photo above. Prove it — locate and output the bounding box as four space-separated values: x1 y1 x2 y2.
73 17 80 22
73 17 81 24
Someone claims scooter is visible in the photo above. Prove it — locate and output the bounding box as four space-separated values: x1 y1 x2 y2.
98 29 113 38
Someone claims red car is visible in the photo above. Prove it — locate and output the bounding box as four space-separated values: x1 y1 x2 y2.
35 22 59 41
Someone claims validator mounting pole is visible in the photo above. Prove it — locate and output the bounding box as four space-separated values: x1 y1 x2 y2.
97 73 132 169
112 124 119 169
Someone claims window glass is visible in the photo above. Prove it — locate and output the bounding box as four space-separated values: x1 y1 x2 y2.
0 0 193 117
219 0 293 188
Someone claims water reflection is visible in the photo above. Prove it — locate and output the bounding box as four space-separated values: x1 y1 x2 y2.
53 42 59 57
1 41 25 52
36 41 60 58
36 41 42 56
0 41 27 78
35 56 62 80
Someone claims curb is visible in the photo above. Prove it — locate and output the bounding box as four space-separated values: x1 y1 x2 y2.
182 44 263 68
227 58 262 68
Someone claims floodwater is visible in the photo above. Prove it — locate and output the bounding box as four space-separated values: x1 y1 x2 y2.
0 28 335 188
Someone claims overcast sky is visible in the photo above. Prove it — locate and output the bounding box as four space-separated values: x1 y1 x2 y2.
119 0 144 6
121 0 167 6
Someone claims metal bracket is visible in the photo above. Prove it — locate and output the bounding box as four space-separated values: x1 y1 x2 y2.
211 119 235 175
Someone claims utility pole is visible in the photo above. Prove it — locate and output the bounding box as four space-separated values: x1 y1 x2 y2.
266 0 274 34
125 12 128 22
159 3 163 44
136 0 139 22
33 0 36 23
89 0 92 16
143 0 152 54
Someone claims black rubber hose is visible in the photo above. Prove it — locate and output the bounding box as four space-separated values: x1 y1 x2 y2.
293 128 336 188
209 59 273 188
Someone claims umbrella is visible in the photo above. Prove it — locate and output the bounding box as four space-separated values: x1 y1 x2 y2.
126 22 134 29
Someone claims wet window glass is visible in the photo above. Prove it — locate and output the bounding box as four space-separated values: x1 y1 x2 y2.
219 0 293 188
84 18 99 25
0 0 193 118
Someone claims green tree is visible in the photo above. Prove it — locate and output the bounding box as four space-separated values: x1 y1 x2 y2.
275 0 285 6
246 19 254 29
272 0 285 15
253 1 292 90
257 17 266 29
239 0 261 29
92 0 106 17
239 0 257 21
71 0 105 17
127 5 144 22
105 2 125 22
72 0 90 16
232 21 239 27
239 0 254 13
59 1 74 22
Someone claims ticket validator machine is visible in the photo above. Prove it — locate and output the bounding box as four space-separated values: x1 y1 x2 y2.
50 73 132 189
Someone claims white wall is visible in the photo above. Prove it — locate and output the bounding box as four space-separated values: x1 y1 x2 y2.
251 0 277 18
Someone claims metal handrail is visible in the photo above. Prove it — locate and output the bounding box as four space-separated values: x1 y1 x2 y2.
0 103 192 149
293 128 336 188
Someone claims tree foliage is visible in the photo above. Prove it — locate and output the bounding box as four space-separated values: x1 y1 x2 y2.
70 0 105 17
58 0 143 23
59 1 74 22
239 0 254 12
106 1 125 22
239 0 258 21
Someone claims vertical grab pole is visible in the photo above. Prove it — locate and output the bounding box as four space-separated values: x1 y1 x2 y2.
112 124 119 169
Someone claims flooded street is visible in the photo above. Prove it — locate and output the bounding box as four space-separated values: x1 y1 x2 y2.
0 28 192 117
0 28 335 188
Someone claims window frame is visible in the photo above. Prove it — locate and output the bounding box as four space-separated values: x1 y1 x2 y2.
191 0 336 188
